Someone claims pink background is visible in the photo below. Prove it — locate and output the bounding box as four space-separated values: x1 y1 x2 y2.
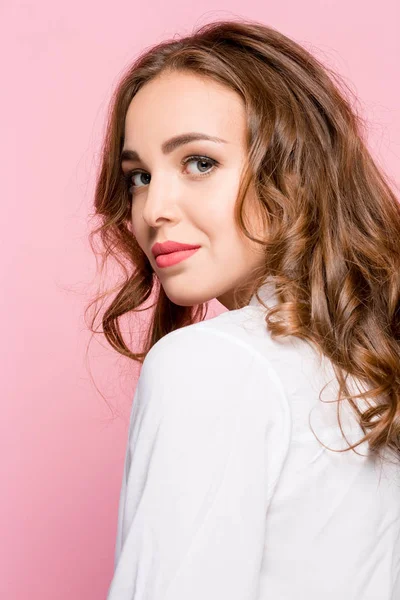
3 2 399 598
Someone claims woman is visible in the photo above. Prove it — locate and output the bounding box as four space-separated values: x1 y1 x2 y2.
86 19 400 599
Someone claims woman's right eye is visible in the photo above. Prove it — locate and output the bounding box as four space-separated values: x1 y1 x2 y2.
133 172 151 188
124 170 150 195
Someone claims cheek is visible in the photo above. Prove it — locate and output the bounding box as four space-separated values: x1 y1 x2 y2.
200 208 237 249
130 202 142 235
130 208 144 248
201 187 237 228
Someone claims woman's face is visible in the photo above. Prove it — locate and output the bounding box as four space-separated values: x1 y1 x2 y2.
121 70 266 309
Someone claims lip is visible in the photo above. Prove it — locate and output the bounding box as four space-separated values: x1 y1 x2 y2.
155 247 200 268
151 240 201 258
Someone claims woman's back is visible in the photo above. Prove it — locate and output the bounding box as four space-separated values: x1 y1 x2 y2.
243 298 400 598
201 299 399 598
107 282 400 599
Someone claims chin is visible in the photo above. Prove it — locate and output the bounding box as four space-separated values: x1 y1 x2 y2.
163 290 211 308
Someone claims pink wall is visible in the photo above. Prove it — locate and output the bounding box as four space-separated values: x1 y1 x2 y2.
3 2 399 598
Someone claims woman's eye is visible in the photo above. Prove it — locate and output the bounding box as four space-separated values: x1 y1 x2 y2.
123 154 218 195
123 171 150 195
183 156 217 176
132 172 151 188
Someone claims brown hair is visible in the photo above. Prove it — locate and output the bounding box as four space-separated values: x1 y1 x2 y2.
85 18 400 460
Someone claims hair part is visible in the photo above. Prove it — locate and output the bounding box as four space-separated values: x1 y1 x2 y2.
85 18 400 461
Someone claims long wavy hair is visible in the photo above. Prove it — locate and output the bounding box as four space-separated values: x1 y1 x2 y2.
85 18 400 460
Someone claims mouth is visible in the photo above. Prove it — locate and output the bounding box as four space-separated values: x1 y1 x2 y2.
155 247 200 268
151 240 201 258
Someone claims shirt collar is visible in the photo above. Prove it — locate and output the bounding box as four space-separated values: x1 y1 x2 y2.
247 277 278 309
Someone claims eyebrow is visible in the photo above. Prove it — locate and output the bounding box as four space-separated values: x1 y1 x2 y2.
120 132 228 165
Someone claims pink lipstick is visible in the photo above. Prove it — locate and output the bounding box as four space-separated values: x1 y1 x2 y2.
152 240 201 269
155 248 200 268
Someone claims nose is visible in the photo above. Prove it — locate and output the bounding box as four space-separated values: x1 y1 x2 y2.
140 172 180 228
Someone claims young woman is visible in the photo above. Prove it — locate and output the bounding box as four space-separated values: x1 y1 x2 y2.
86 19 400 599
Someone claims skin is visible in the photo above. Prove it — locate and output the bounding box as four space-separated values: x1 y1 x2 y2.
121 70 266 310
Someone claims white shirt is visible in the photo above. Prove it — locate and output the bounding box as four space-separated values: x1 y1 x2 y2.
107 278 400 600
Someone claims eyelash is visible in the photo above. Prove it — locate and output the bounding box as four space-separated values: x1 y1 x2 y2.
122 154 219 196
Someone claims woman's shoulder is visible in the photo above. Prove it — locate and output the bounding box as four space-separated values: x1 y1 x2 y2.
143 305 268 374
141 308 257 378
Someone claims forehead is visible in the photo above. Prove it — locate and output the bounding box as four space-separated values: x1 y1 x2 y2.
123 71 246 146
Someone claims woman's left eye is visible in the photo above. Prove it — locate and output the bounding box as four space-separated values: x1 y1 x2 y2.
182 156 218 176
122 154 219 195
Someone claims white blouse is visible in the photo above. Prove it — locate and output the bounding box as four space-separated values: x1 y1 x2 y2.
106 279 400 599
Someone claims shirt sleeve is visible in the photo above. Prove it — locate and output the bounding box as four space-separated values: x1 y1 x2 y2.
107 325 289 600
